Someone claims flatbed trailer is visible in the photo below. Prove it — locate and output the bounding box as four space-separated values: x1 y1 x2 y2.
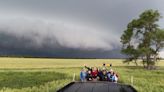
57 81 137 92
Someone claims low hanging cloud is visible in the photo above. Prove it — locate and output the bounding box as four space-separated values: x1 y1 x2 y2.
0 0 164 58
0 17 120 53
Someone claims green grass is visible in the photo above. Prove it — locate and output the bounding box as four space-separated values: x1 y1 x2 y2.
0 57 163 92
0 72 68 89
114 66 164 92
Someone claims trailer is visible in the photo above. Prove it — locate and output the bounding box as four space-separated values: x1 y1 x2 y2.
57 81 137 92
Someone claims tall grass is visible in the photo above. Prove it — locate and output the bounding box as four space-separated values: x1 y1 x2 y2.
0 72 69 88
0 58 163 92
0 71 72 92
0 79 71 92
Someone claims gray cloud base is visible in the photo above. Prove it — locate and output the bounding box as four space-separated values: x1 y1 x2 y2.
0 0 163 58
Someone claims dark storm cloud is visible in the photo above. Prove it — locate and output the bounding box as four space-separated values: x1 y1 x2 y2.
0 18 118 50
0 0 164 58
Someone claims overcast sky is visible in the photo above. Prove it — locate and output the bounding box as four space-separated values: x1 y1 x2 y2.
0 0 163 58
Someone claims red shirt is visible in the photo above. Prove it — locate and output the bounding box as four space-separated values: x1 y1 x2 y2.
91 70 98 77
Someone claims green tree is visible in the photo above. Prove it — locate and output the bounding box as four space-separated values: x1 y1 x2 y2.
121 9 164 69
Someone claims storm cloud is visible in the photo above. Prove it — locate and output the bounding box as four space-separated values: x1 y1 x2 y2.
0 17 119 50
0 0 164 58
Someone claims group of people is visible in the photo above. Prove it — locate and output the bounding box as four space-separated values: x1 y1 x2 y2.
80 63 118 83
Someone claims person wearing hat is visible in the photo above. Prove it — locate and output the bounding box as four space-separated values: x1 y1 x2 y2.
101 63 108 71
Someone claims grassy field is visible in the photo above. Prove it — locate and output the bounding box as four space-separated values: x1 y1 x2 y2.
0 57 163 92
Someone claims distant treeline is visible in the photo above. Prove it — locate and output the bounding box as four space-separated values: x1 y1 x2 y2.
0 55 127 59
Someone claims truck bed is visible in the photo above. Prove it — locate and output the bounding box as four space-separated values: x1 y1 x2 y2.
57 81 137 92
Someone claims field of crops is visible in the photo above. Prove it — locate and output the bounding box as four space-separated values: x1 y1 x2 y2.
0 57 163 92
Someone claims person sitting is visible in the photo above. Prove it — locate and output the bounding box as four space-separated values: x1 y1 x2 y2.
107 69 119 83
85 66 98 81
98 69 108 81
80 64 119 82
86 70 93 81
107 69 115 82
107 71 111 81
113 72 119 83
80 68 87 82
91 67 98 81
